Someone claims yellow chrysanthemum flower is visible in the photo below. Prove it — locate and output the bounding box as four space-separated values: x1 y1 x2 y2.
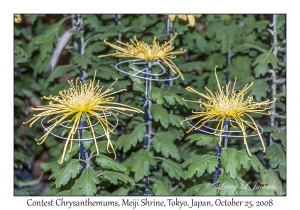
168 14 202 27
98 33 186 80
14 14 22 23
23 72 143 164
181 66 275 155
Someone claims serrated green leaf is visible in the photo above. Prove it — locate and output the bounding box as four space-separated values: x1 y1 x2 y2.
111 187 129 195
216 24 235 53
183 183 217 196
40 160 62 173
152 180 173 195
81 131 93 150
73 53 92 69
150 104 169 128
236 177 255 195
249 154 265 174
245 20 269 34
256 169 283 195
221 148 241 179
185 134 218 146
150 87 164 105
89 32 118 42
252 50 279 77
50 159 82 188
95 154 126 172
183 155 218 179
272 130 286 150
99 170 135 185
265 143 286 179
152 132 180 160
115 124 146 152
249 79 270 101
218 173 239 195
133 82 145 92
58 142 79 163
56 190 71 196
71 168 99 196
126 150 157 182
90 140 109 154
178 61 204 72
159 157 183 180
205 53 226 70
169 114 185 128
46 64 74 82
96 66 122 80
163 92 176 105
236 149 251 170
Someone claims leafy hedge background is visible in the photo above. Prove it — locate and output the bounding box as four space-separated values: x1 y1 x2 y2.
14 14 286 196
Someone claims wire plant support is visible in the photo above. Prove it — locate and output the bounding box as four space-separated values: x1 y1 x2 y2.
115 59 180 195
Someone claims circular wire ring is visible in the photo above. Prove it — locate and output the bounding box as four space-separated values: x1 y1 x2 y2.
40 111 118 141
115 59 180 81
186 118 264 138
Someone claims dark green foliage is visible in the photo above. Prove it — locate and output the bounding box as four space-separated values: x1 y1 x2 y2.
14 14 285 196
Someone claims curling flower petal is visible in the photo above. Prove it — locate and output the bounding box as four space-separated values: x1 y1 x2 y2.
181 66 275 155
98 33 186 80
23 71 144 164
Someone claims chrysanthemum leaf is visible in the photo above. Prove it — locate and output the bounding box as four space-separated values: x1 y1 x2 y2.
249 79 270 101
256 169 283 195
152 132 180 161
159 157 184 180
111 187 129 196
46 64 75 82
96 66 122 80
216 24 236 53
81 131 93 150
150 87 164 105
90 140 111 154
153 180 173 196
252 50 279 77
236 177 255 195
115 124 146 153
95 154 126 172
183 183 217 196
169 114 185 128
265 143 285 179
58 142 79 164
150 104 169 128
249 154 265 174
236 149 251 171
73 53 92 69
124 149 156 182
99 170 135 185
40 160 62 173
182 155 218 179
56 190 71 196
221 148 241 179
71 167 99 196
50 159 82 188
218 173 239 196
185 134 218 147
15 151 31 168
178 61 204 72
272 130 286 150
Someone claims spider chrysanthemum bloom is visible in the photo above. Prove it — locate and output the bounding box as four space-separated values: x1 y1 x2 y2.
98 33 186 80
23 72 143 164
168 14 202 27
181 66 276 155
